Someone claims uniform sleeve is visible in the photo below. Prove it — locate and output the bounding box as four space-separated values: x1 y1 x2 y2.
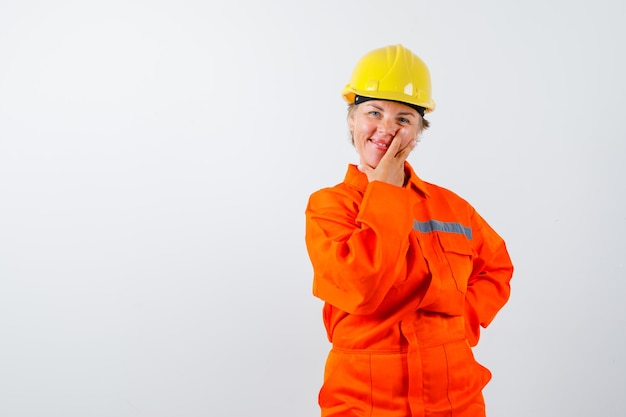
305 182 414 315
464 210 514 346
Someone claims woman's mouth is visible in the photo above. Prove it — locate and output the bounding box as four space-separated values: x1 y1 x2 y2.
369 139 390 150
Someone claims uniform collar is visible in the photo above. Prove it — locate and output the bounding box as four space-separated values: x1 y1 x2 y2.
344 162 431 197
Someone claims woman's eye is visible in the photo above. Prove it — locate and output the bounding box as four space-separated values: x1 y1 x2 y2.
399 117 410 124
368 111 381 117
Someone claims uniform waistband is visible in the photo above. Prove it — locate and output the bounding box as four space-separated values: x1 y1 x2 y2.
331 311 467 352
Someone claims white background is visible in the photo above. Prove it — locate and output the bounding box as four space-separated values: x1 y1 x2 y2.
1 1 625 416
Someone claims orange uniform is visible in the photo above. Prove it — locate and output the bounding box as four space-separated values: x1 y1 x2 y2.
305 163 513 417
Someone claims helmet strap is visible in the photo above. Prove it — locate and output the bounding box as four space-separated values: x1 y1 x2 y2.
354 95 425 117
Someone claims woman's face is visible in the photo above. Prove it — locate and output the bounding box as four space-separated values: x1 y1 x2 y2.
348 100 422 169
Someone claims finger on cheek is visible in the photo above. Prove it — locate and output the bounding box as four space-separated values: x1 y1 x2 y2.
397 128 405 136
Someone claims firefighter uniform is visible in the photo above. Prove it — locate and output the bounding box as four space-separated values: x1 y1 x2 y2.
305 163 513 417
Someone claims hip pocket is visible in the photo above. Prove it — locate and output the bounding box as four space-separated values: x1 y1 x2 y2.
421 339 491 415
318 350 372 415
319 350 411 416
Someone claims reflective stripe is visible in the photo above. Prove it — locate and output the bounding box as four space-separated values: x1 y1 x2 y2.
413 219 473 240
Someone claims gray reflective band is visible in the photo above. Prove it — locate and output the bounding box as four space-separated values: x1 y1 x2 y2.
413 219 473 240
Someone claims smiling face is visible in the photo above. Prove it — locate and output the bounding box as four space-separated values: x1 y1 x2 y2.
348 100 423 169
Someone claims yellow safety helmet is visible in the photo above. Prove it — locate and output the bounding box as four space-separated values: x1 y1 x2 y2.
342 44 435 113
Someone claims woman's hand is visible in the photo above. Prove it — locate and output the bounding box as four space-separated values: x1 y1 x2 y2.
358 133 417 187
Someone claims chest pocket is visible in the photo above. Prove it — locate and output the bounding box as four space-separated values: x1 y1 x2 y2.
436 231 474 294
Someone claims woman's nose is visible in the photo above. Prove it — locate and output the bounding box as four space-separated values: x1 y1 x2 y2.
377 118 397 136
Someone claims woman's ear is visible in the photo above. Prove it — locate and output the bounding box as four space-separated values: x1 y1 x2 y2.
347 111 355 132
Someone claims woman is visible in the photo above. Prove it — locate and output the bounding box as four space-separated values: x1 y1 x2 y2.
304 44 514 417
